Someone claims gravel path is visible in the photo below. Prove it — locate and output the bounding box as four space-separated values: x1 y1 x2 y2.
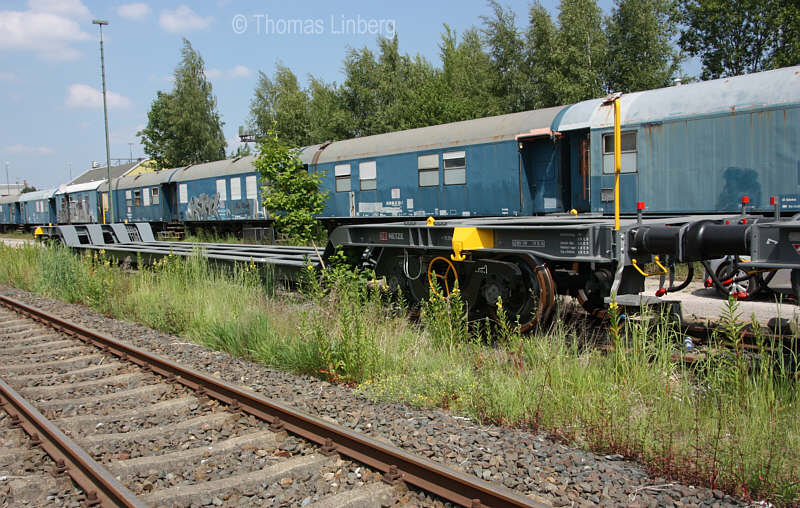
0 285 746 507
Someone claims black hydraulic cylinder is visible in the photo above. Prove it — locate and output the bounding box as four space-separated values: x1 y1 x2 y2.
631 226 680 256
631 221 750 261
682 222 750 260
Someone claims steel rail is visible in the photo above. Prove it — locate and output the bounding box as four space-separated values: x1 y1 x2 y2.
0 295 549 508
0 378 146 508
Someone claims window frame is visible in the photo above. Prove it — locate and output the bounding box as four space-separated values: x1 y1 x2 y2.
602 131 638 174
417 154 439 187
443 150 466 186
230 177 242 200
359 161 377 191
216 179 227 201
133 189 142 207
245 175 257 200
151 187 160 205
335 164 351 193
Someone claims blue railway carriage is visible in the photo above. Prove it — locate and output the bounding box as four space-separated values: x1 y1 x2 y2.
309 106 578 219
0 195 21 228
103 168 178 225
18 189 56 225
56 162 140 224
171 156 265 224
55 181 104 224
552 65 800 214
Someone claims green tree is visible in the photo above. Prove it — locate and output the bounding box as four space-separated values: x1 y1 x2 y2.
307 77 350 143
771 2 800 68
340 35 446 136
525 2 562 108
678 0 800 79
139 39 226 168
230 143 252 157
554 0 608 103
481 1 533 113
254 130 328 244
439 25 497 120
605 0 681 92
248 64 312 147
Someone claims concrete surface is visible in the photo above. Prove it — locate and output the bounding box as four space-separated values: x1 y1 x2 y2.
642 279 798 329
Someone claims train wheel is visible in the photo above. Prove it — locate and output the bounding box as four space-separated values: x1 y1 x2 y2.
491 255 556 332
427 256 459 298
714 259 764 300
575 267 613 318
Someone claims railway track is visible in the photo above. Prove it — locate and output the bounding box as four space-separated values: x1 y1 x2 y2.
0 295 546 508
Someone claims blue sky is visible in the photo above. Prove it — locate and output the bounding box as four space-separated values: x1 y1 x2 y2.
1 0 675 190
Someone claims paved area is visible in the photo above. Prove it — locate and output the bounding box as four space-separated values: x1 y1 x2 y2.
643 278 798 329
0 237 33 248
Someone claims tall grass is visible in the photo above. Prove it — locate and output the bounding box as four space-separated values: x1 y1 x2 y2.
0 243 797 504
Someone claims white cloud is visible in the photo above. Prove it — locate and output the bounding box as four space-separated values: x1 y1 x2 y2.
0 1 92 61
118 3 151 21
159 5 212 33
4 144 53 155
28 0 91 21
0 72 17 82
205 68 222 80
229 65 251 78
65 83 132 109
205 65 251 81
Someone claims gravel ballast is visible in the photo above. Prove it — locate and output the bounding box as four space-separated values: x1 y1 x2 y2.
0 285 746 507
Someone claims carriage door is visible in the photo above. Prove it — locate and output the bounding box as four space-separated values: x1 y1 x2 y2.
162 183 178 221
521 138 561 213
48 198 56 224
599 130 638 213
566 132 591 212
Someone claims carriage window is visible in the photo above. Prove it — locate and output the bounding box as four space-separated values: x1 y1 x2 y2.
359 161 376 191
245 175 257 199
133 189 141 206
151 187 160 205
418 154 439 187
179 184 188 204
143 187 151 206
125 190 132 208
335 164 351 192
443 151 466 185
230 177 242 200
216 179 227 201
602 131 637 174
